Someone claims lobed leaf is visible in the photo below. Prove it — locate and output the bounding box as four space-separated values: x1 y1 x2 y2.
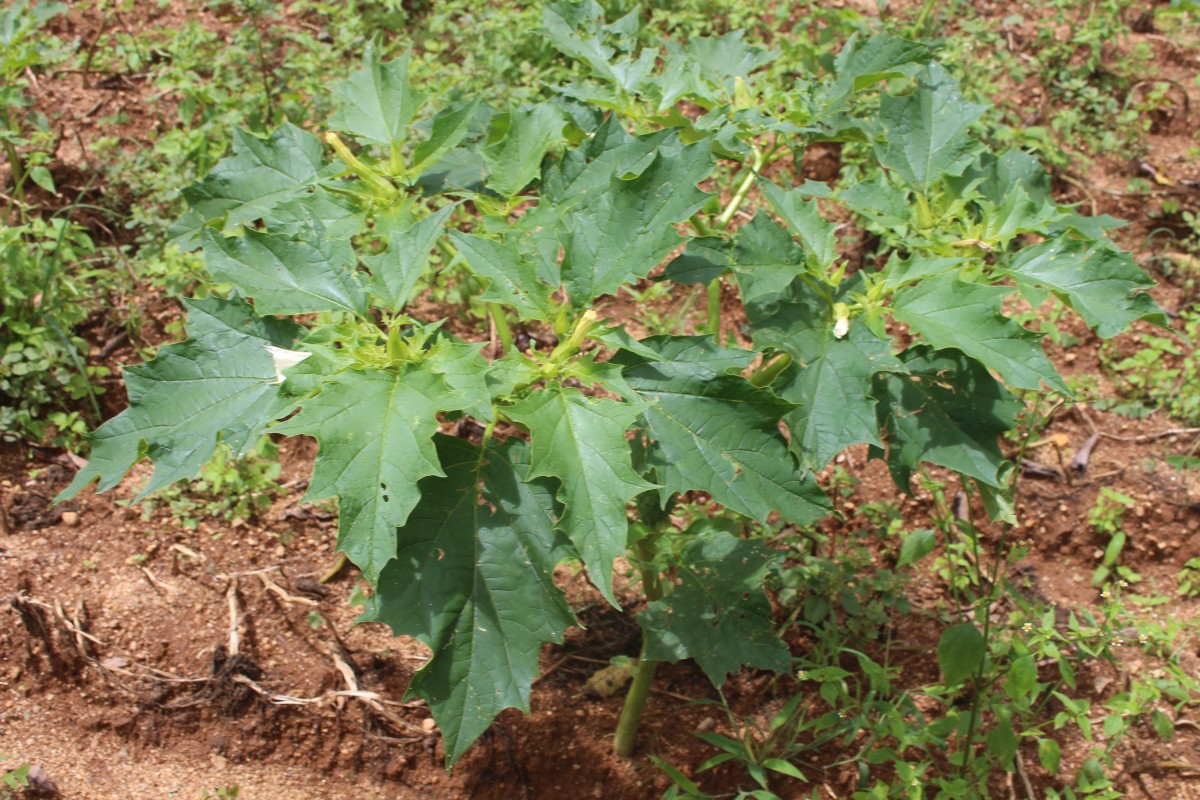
891 272 1065 392
506 384 655 606
201 222 367 316
560 135 713 306
871 346 1021 490
365 205 457 310
271 340 491 584
182 124 324 231
328 53 425 147
875 63 987 190
363 435 575 764
1003 238 1167 338
748 281 903 471
57 296 302 502
613 335 830 525
640 527 791 684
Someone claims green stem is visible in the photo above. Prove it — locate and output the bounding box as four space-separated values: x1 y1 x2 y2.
489 303 515 353
717 145 767 228
3 135 25 206
911 0 940 36
614 539 664 758
688 213 715 238
958 523 1011 781
706 279 722 344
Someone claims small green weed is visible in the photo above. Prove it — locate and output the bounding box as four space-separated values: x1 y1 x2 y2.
1087 487 1139 586
1102 312 1200 424
137 437 281 529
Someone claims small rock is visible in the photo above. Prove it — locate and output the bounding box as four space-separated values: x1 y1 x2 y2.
61 511 79 527
422 717 437 733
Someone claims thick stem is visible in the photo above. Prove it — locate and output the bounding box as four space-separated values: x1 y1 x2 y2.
613 655 659 758
613 539 664 758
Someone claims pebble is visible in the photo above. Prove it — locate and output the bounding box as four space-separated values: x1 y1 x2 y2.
61 511 80 527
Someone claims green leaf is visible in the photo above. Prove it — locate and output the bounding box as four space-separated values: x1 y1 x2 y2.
897 528 936 567
542 0 623 87
506 384 655 605
410 99 481 176
363 435 575 764
1151 709 1175 742
892 272 1065 392
1003 239 1167 338
270 186 366 240
1007 654 1037 699
201 223 367 316
542 115 662 208
875 63 987 190
272 342 491 583
748 279 902 470
614 336 830 526
824 34 931 113
877 253 964 292
640 529 791 684
730 213 808 303
664 236 732 285
329 53 425 147
182 124 324 229
561 136 713 305
872 346 1021 490
759 178 838 268
365 205 456 309
56 296 301 501
840 174 911 229
762 758 806 781
938 622 984 687
448 231 557 320
481 103 566 198
1038 738 1061 775
986 715 1019 769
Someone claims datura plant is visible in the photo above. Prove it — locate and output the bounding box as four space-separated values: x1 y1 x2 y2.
58 1 1163 765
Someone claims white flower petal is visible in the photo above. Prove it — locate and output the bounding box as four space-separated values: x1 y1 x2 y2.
265 345 312 384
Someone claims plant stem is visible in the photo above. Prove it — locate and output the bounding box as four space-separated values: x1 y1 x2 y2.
489 303 515 354
702 146 768 345
958 524 1011 781
614 539 664 758
2 135 25 206
706 279 722 344
717 146 765 229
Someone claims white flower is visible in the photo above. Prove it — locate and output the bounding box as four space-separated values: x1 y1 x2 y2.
832 302 850 339
265 345 312 384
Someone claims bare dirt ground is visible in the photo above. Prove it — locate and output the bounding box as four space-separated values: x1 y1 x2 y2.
3 1 1200 799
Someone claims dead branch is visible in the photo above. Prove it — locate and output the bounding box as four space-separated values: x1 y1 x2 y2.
1071 432 1101 473
258 572 319 606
